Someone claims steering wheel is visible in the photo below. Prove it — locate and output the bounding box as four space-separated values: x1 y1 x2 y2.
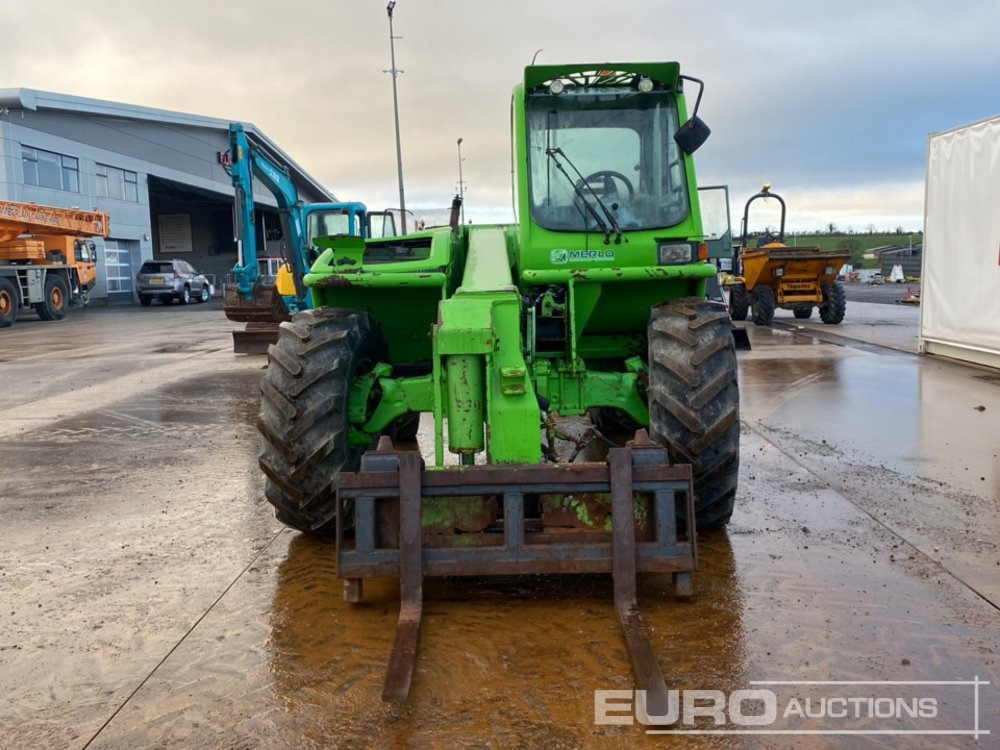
757 230 783 247
574 170 635 202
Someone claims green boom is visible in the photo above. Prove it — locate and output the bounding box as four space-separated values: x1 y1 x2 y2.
273 61 738 532
257 60 741 707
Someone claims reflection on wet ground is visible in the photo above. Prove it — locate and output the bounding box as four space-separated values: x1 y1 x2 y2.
1 308 997 748
741 331 1000 608
61 526 747 749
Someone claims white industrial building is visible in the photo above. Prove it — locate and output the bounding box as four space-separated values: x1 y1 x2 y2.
920 114 1000 371
0 88 334 303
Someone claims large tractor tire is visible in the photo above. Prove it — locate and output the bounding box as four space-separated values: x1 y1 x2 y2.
648 299 740 529
750 286 775 326
793 305 813 319
258 309 384 533
34 274 69 321
0 277 18 327
727 283 749 321
819 281 846 324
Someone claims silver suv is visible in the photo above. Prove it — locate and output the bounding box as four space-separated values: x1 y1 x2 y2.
136 259 211 306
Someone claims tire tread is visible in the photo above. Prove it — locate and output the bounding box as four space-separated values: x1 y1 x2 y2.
258 309 382 533
648 298 740 529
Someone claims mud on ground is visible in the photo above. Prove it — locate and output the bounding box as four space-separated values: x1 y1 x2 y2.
0 304 996 749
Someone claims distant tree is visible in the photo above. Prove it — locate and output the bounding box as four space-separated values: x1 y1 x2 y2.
895 225 905 235
837 238 864 266
827 222 837 234
866 223 876 234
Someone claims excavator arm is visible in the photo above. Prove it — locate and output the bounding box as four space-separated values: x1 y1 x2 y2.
223 123 373 353
228 123 309 306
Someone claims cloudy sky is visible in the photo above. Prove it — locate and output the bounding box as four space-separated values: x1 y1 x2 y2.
3 0 998 232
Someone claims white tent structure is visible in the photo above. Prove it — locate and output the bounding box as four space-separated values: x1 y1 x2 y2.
919 115 1000 371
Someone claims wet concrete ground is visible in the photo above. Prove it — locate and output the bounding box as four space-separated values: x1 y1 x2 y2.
843 280 921 306
1 301 997 749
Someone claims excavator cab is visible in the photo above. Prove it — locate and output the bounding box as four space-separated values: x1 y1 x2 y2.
305 206 366 262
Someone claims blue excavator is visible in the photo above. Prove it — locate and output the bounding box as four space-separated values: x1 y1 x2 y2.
223 123 395 353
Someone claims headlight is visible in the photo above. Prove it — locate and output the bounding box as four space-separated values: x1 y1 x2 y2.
774 267 784 277
637 76 654 93
549 80 565 95
657 243 694 264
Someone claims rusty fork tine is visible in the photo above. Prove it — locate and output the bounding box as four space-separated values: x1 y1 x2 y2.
338 435 695 705
382 451 424 702
609 447 670 717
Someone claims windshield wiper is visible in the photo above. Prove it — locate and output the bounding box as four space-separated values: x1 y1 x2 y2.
545 148 611 244
546 147 623 244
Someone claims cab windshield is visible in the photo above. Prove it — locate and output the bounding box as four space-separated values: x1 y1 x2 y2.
306 209 359 258
527 89 689 232
307 209 357 242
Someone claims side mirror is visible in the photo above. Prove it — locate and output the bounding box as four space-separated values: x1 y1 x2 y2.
674 116 711 155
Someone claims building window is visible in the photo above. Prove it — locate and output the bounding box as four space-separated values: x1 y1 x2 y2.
96 164 139 202
22 146 79 192
124 171 138 202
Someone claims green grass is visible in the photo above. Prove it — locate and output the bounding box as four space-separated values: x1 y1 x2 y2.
780 232 922 253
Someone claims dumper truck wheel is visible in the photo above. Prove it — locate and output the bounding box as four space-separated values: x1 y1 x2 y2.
0 277 18 327
819 282 846 324
750 286 775 326
793 305 813 319
35 275 69 321
728 283 749 321
648 299 740 529
258 309 385 533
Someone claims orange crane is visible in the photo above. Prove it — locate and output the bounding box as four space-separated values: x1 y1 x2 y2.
0 199 111 328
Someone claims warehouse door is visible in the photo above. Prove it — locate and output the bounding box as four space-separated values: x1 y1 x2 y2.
104 239 137 303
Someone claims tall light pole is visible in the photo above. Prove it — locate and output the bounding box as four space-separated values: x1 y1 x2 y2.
385 1 407 234
456 137 466 225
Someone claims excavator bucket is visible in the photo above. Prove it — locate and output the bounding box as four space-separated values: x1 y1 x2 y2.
231 323 282 355
223 281 289 354
336 430 697 705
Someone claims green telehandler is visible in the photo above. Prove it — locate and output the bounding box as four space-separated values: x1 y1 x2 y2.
258 62 740 705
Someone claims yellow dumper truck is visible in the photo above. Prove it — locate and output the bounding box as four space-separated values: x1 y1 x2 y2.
725 186 850 325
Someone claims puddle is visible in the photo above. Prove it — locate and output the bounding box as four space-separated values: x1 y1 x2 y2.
2 311 997 748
